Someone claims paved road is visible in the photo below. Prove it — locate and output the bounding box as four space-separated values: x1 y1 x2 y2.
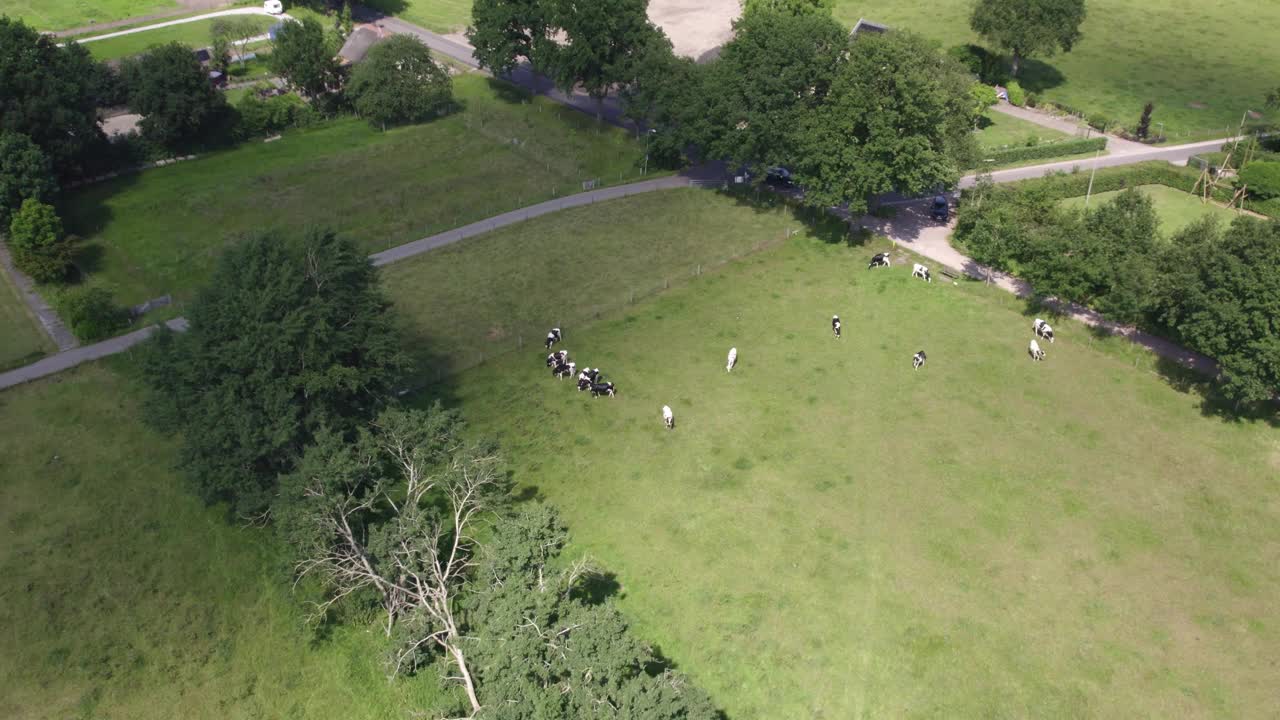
961 137 1229 187
66 7 291 45
990 102 1150 155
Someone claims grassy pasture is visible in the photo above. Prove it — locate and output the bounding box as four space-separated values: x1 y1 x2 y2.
58 73 650 312
385 196 1280 717
973 110 1071 149
0 362 458 719
0 268 53 370
832 0 1277 137
76 15 275 60
1061 184 1243 235
0 0 179 32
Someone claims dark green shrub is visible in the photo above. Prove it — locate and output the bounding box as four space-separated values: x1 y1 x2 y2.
1238 161 1280 199
8 198 72 282
59 286 130 341
973 136 1105 167
1005 80 1025 106
234 92 317 139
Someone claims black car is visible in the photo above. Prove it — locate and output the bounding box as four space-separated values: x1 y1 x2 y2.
930 195 949 222
765 166 794 187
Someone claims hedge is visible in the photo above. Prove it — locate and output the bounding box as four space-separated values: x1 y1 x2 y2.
973 136 1106 168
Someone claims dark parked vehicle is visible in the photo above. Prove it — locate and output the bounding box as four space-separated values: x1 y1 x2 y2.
930 195 949 222
765 166 794 187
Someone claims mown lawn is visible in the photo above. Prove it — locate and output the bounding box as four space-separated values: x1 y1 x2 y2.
832 0 1277 137
59 73 650 312
0 267 53 370
0 0 179 32
0 361 459 719
77 15 275 60
370 0 471 33
382 189 816 378
1061 184 1243 235
395 195 1280 718
973 110 1071 149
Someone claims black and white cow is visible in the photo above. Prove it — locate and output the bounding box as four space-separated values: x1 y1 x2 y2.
868 252 891 269
577 376 592 391
1033 318 1054 343
546 352 558 368
1028 339 1045 361
911 263 932 283
591 382 616 398
553 361 576 379
912 350 927 370
663 405 674 429
832 315 842 339
544 327 562 349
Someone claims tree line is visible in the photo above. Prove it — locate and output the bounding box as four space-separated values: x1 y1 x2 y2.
955 181 1280 407
139 229 721 718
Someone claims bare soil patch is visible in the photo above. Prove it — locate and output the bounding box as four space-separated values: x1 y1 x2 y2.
647 0 739 62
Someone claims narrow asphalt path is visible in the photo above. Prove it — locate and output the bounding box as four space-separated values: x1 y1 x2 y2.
990 102 1150 155
0 243 78 352
65 7 290 45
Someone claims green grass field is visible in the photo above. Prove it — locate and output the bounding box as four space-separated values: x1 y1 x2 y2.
973 110 1072 149
77 15 275 60
0 268 53 370
369 0 471 33
0 0 179 32
832 0 1277 137
1062 184 1243 235
59 73 650 312
422 200 1280 718
0 361 460 719
382 190 811 377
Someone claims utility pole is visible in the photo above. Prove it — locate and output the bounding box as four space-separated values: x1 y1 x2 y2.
1084 145 1104 209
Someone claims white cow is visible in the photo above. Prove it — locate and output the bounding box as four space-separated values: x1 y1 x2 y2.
663 405 674 430
726 347 738 372
832 315 842 339
1033 318 1054 343
911 263 932 282
1028 338 1045 361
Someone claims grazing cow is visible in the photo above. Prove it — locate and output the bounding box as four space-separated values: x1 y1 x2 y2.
544 327 562 349
591 382 616 398
912 350 927 370
556 349 569 365
553 361 576 379
912 263 932 283
577 376 592 391
1033 318 1055 343
1028 339 1045 361
726 347 738 373
663 405 674 429
546 352 558 368
832 315 842 339
868 252 891 269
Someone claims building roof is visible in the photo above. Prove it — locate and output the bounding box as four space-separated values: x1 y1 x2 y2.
337 26 380 65
850 18 890 37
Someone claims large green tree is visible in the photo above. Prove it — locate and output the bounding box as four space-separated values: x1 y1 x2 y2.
467 0 551 78
790 31 977 213
270 17 344 102
0 18 104 179
543 0 663 120
7 198 72 283
0 132 56 230
141 228 406 513
619 33 706 168
348 35 453 128
742 0 832 16
699 8 847 171
123 42 227 149
1155 216 1280 406
969 0 1087 77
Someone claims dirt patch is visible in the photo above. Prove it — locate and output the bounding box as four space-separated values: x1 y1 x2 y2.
647 0 740 62
101 113 142 137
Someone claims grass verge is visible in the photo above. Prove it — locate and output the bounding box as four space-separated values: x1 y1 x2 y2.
0 266 53 369
77 15 275 60
1061 183 1244 234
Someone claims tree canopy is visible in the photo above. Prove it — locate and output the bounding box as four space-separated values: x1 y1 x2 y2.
348 35 453 128
0 18 104 179
122 42 227 149
270 17 344 103
543 0 663 116
8 198 72 283
0 132 56 230
697 8 847 172
140 228 405 514
742 0 832 16
790 31 977 213
468 0 551 77
969 0 1087 77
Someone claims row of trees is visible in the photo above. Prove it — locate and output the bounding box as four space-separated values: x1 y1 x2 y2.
470 0 981 214
955 183 1280 405
270 18 454 128
139 229 720 717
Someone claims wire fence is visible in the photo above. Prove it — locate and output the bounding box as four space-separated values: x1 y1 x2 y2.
396 228 802 392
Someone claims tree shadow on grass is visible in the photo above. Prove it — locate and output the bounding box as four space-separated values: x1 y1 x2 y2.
1016 58 1066 95
483 76 534 105
714 185 867 247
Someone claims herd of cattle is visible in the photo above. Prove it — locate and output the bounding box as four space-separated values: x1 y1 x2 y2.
540 251 1059 429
